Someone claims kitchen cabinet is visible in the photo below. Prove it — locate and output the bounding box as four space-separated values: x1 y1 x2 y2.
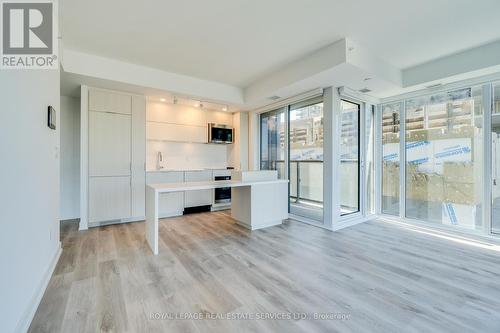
89 176 131 223
147 102 206 126
131 96 146 218
89 89 132 114
89 111 131 177
184 170 213 207
147 122 207 143
206 110 233 126
84 88 146 226
147 171 184 218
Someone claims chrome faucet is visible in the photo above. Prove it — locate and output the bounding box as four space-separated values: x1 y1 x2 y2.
157 151 164 170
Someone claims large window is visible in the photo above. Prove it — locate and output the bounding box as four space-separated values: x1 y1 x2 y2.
289 99 324 221
340 100 360 215
405 87 483 230
260 108 286 179
493 84 500 234
381 87 484 231
381 102 401 216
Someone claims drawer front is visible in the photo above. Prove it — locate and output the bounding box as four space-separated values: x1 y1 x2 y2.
146 171 184 184
184 170 212 182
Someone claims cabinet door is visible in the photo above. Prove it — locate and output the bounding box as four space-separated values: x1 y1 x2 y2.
159 193 184 218
89 90 132 114
147 171 185 218
184 170 212 207
207 110 233 126
147 122 206 143
89 176 131 223
89 111 131 176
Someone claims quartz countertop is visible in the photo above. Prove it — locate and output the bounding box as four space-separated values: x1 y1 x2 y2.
146 168 234 173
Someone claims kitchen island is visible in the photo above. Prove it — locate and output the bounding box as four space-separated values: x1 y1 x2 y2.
145 171 288 255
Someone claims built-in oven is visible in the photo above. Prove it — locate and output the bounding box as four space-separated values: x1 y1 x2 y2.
214 175 231 203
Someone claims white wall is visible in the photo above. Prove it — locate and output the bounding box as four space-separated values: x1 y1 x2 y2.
0 70 61 333
147 141 229 170
60 96 80 220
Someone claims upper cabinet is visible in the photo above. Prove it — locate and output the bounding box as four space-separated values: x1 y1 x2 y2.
89 89 132 114
148 102 206 126
146 101 233 144
207 110 233 126
147 122 207 143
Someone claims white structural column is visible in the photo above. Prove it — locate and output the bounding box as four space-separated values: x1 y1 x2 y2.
323 87 342 228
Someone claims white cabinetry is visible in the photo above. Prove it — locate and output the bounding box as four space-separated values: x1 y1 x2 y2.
147 171 184 218
146 101 232 144
89 111 131 176
89 176 131 222
147 122 206 143
131 96 146 218
207 111 233 126
89 89 132 114
184 170 213 207
83 88 146 227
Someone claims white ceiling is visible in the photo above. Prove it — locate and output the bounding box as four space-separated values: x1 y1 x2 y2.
61 0 500 88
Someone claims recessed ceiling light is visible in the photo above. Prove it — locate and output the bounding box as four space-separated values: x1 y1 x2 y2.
194 102 200 107
222 106 228 111
160 98 166 102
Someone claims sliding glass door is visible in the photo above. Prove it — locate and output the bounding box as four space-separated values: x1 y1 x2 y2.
289 99 324 221
260 108 286 179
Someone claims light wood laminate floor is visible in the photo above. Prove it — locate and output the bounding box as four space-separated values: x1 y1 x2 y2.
29 212 500 333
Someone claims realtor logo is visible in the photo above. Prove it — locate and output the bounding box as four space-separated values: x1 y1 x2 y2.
1 0 58 69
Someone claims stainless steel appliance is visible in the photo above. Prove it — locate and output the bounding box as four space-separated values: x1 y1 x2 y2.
208 123 234 144
214 175 231 203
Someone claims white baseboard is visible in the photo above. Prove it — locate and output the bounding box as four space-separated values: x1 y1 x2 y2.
15 243 62 333
88 216 145 228
234 219 283 230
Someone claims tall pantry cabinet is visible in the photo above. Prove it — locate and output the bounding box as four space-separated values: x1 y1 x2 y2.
80 87 146 228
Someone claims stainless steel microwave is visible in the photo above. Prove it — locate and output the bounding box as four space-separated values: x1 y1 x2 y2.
208 123 234 144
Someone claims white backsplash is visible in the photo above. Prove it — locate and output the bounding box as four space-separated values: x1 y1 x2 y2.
147 141 231 171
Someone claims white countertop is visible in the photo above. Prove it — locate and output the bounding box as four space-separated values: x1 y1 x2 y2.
147 168 234 172
148 179 288 193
